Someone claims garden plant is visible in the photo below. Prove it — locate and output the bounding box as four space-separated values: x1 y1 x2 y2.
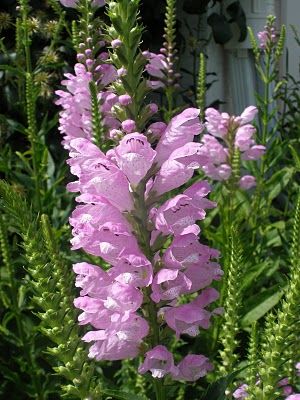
0 0 300 399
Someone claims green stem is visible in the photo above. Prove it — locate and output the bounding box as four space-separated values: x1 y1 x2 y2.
251 53 271 235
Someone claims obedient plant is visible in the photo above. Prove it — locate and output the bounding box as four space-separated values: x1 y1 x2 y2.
2 0 300 398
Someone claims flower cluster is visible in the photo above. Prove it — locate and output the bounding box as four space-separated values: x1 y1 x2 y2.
59 90 222 380
257 17 277 50
200 106 265 189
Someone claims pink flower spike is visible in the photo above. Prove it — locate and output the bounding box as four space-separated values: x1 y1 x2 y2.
138 345 177 378
286 396 300 400
114 133 157 185
173 354 213 381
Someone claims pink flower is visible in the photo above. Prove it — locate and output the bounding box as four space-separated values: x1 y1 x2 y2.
55 65 92 149
233 384 249 399
145 53 168 79
148 103 158 114
173 354 213 381
163 233 220 270
239 106 258 124
146 122 167 139
73 262 112 297
205 108 230 138
239 175 256 190
151 142 208 196
109 254 153 287
67 139 134 211
118 94 132 105
286 395 300 400
235 124 256 151
83 314 149 360
114 133 156 185
151 268 192 303
155 108 204 165
242 145 266 160
164 288 219 337
151 194 205 236
138 345 177 378
96 64 117 87
111 39 122 49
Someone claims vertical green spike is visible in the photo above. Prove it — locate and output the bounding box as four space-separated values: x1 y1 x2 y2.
217 226 243 377
89 81 106 150
196 52 206 120
248 26 260 64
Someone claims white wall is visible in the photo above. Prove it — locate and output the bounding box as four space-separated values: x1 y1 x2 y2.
179 0 300 114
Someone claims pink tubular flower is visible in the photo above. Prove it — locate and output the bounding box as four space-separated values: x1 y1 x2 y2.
146 122 167 139
239 175 256 190
163 233 220 270
233 384 249 399
151 142 208 196
164 288 220 337
205 108 230 137
173 354 213 381
114 133 156 185
286 395 300 400
118 94 132 106
155 108 204 165
151 268 192 303
83 314 149 360
138 345 177 378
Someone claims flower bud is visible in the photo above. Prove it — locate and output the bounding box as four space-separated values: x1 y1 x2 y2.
111 39 123 49
148 103 158 114
121 119 136 133
119 94 132 106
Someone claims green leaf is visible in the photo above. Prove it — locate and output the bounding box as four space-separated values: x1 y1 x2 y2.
226 1 247 42
265 167 294 202
289 144 300 170
207 13 233 44
241 285 285 327
201 368 247 399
